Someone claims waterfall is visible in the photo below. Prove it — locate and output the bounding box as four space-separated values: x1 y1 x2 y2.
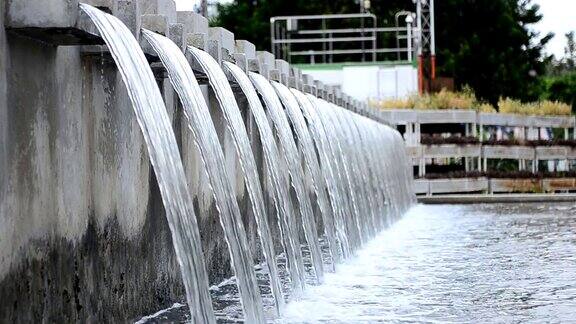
222 62 306 298
78 6 414 322
293 92 352 258
330 106 379 240
271 83 339 269
141 30 283 320
249 73 325 284
79 5 215 323
186 46 278 323
311 99 364 250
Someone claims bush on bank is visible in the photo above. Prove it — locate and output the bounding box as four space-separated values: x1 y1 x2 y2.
370 89 572 116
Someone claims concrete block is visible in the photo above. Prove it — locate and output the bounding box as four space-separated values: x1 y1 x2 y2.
207 27 234 63
289 67 301 89
333 86 342 104
140 0 176 24
314 80 324 98
114 0 142 38
274 59 289 85
168 23 184 50
141 14 168 35
235 40 256 59
256 51 275 79
5 0 109 45
230 53 247 72
140 14 168 55
6 0 79 28
301 74 313 93
233 40 255 72
342 94 350 109
325 85 335 103
83 0 114 11
178 11 208 49
302 74 313 86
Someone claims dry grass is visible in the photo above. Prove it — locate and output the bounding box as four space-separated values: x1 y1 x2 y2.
369 89 572 116
497 98 571 116
478 103 497 113
372 89 477 111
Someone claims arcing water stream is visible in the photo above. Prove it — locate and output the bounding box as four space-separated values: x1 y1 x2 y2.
82 4 415 323
223 62 306 298
250 74 326 284
80 5 215 323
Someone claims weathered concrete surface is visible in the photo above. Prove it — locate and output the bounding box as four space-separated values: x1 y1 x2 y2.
0 13 266 323
1 0 8 218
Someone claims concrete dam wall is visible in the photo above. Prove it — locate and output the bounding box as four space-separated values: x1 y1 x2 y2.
0 0 415 322
0 4 258 322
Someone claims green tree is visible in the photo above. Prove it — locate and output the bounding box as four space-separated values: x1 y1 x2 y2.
213 0 551 104
434 0 552 104
563 31 575 70
543 32 576 112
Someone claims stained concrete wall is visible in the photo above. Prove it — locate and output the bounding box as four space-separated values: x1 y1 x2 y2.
0 4 266 322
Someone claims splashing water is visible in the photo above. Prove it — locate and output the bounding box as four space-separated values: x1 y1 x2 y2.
249 74 325 284
272 83 339 269
294 92 352 258
82 6 414 321
223 62 306 299
311 99 364 250
187 46 280 323
141 30 287 321
79 4 215 323
281 203 576 323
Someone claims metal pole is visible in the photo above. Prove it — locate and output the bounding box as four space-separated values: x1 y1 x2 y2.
430 0 437 79
407 20 413 62
372 15 377 62
270 18 275 57
416 0 424 94
361 16 366 62
322 18 327 63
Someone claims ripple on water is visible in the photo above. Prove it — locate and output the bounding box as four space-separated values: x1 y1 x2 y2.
280 203 576 323
137 203 576 323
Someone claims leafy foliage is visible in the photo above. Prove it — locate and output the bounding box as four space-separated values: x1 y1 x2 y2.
213 0 553 105
542 73 576 113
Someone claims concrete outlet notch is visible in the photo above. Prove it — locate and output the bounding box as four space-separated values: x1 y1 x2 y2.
233 40 256 73
208 27 235 64
256 51 275 80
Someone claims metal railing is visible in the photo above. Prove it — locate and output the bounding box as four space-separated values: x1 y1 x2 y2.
270 13 415 64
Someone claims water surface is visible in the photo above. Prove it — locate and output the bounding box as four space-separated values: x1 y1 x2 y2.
281 203 576 323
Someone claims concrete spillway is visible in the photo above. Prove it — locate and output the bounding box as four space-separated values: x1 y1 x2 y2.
0 1 415 322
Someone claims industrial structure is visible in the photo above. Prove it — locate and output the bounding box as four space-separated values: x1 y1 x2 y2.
270 0 436 101
381 109 576 195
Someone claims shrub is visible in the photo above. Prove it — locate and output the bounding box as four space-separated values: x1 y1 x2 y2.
478 103 497 113
497 98 571 116
370 90 572 116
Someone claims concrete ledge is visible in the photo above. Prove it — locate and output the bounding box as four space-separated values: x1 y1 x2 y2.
479 112 575 128
379 109 418 124
490 178 541 193
483 145 534 160
380 110 575 129
415 177 576 196
413 179 429 195
543 178 576 191
418 110 477 124
418 193 576 204
536 146 568 160
423 144 481 158
428 178 488 194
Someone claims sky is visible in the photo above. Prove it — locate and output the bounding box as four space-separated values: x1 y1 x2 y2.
173 0 576 58
532 0 576 58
